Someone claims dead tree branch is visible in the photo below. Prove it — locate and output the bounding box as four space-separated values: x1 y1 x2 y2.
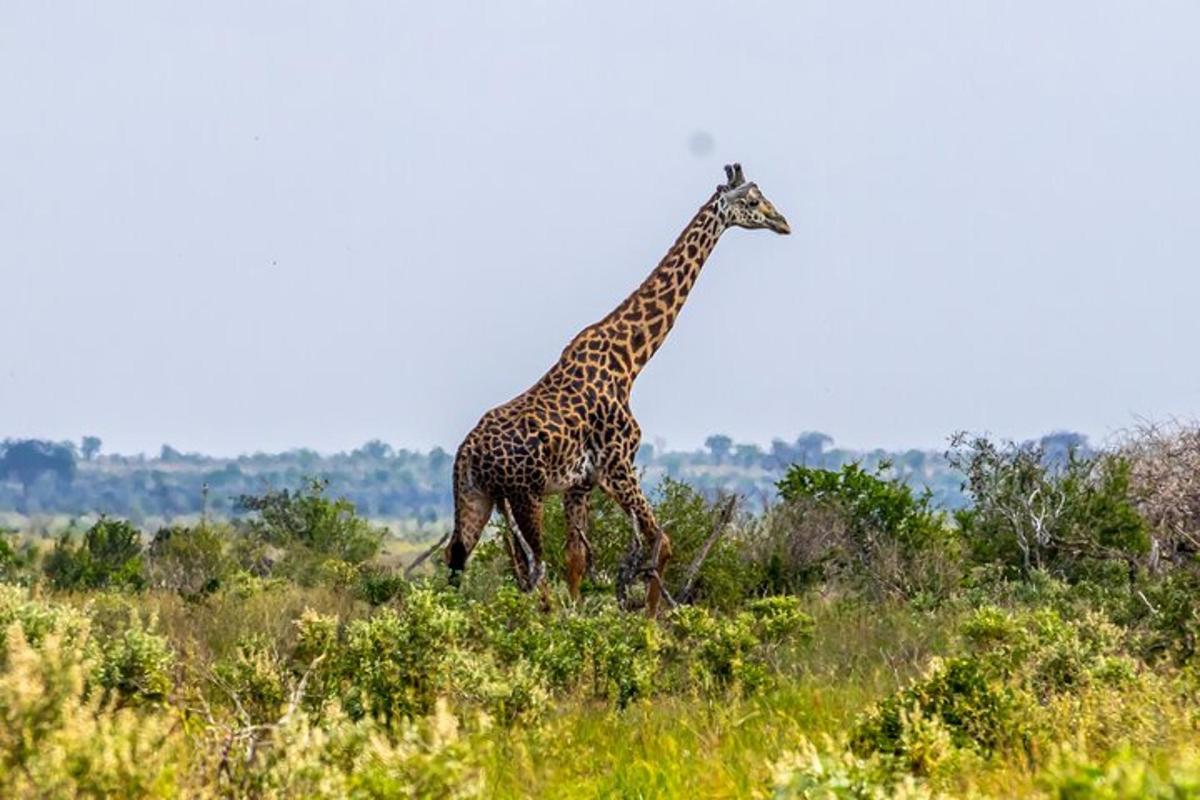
677 495 738 603
404 532 450 578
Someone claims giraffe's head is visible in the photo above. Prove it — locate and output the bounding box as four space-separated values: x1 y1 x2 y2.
715 163 791 235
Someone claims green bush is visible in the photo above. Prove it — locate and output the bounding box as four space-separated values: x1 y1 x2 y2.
852 606 1140 767
212 635 289 724
0 619 186 798
337 587 468 724
354 564 408 606
1038 742 1200 799
746 595 817 643
0 584 90 663
0 529 36 585
43 517 145 591
146 523 236 598
772 737 936 799
237 479 386 585
90 611 174 705
951 436 1148 580
773 463 960 599
669 605 765 692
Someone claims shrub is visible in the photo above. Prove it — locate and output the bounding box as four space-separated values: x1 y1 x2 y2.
237 479 385 584
146 523 237 597
0 585 90 663
355 564 408 606
212 636 290 724
337 587 468 724
0 528 36 585
1038 742 1200 799
773 463 960 599
43 517 146 591
772 737 936 799
0 594 186 797
1119 421 1200 569
748 500 849 596
746 595 816 643
669 605 765 692
852 606 1142 767
90 610 175 705
220 700 488 800
1128 570 1200 663
950 435 1148 579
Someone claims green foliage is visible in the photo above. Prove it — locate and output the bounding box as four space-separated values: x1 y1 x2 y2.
1128 569 1200 664
852 606 1139 769
669 605 767 691
146 523 236 598
238 478 385 584
10 455 1200 797
337 586 469 724
778 462 941 550
354 564 408 606
654 479 750 608
212 636 289 724
951 436 1148 579
90 610 174 705
747 595 817 643
772 738 936 799
773 463 960 599
1038 743 1200 799
0 529 36 585
43 517 146 591
0 584 90 662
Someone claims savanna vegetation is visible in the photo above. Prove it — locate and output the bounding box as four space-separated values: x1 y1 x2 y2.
1 422 1199 798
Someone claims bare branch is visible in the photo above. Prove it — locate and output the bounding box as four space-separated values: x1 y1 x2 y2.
404 532 450 578
677 495 738 603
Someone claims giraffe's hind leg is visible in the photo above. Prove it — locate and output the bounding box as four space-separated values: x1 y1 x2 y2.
564 484 593 601
445 487 493 584
502 493 547 594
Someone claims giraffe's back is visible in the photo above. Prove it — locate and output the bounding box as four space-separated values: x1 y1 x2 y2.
455 377 614 499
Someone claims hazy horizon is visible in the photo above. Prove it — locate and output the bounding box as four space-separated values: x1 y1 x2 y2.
3 3 1198 458
0 427 1105 462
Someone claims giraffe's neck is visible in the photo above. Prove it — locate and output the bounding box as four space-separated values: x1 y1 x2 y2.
574 191 728 391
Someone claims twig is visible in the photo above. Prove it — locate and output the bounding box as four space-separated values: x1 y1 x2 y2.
676 495 737 604
404 532 450 578
1136 590 1160 616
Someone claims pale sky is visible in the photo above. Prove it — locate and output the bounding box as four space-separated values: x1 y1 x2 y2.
2 2 1198 456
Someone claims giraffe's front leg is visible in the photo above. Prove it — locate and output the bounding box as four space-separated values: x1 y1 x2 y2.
600 463 672 617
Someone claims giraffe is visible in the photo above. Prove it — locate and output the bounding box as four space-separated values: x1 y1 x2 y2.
445 163 790 615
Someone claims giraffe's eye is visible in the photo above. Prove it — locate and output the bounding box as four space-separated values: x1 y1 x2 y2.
747 197 759 207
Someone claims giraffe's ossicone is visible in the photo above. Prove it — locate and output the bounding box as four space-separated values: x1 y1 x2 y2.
445 163 790 615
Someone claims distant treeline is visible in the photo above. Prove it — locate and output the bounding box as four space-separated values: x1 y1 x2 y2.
0 431 1090 530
